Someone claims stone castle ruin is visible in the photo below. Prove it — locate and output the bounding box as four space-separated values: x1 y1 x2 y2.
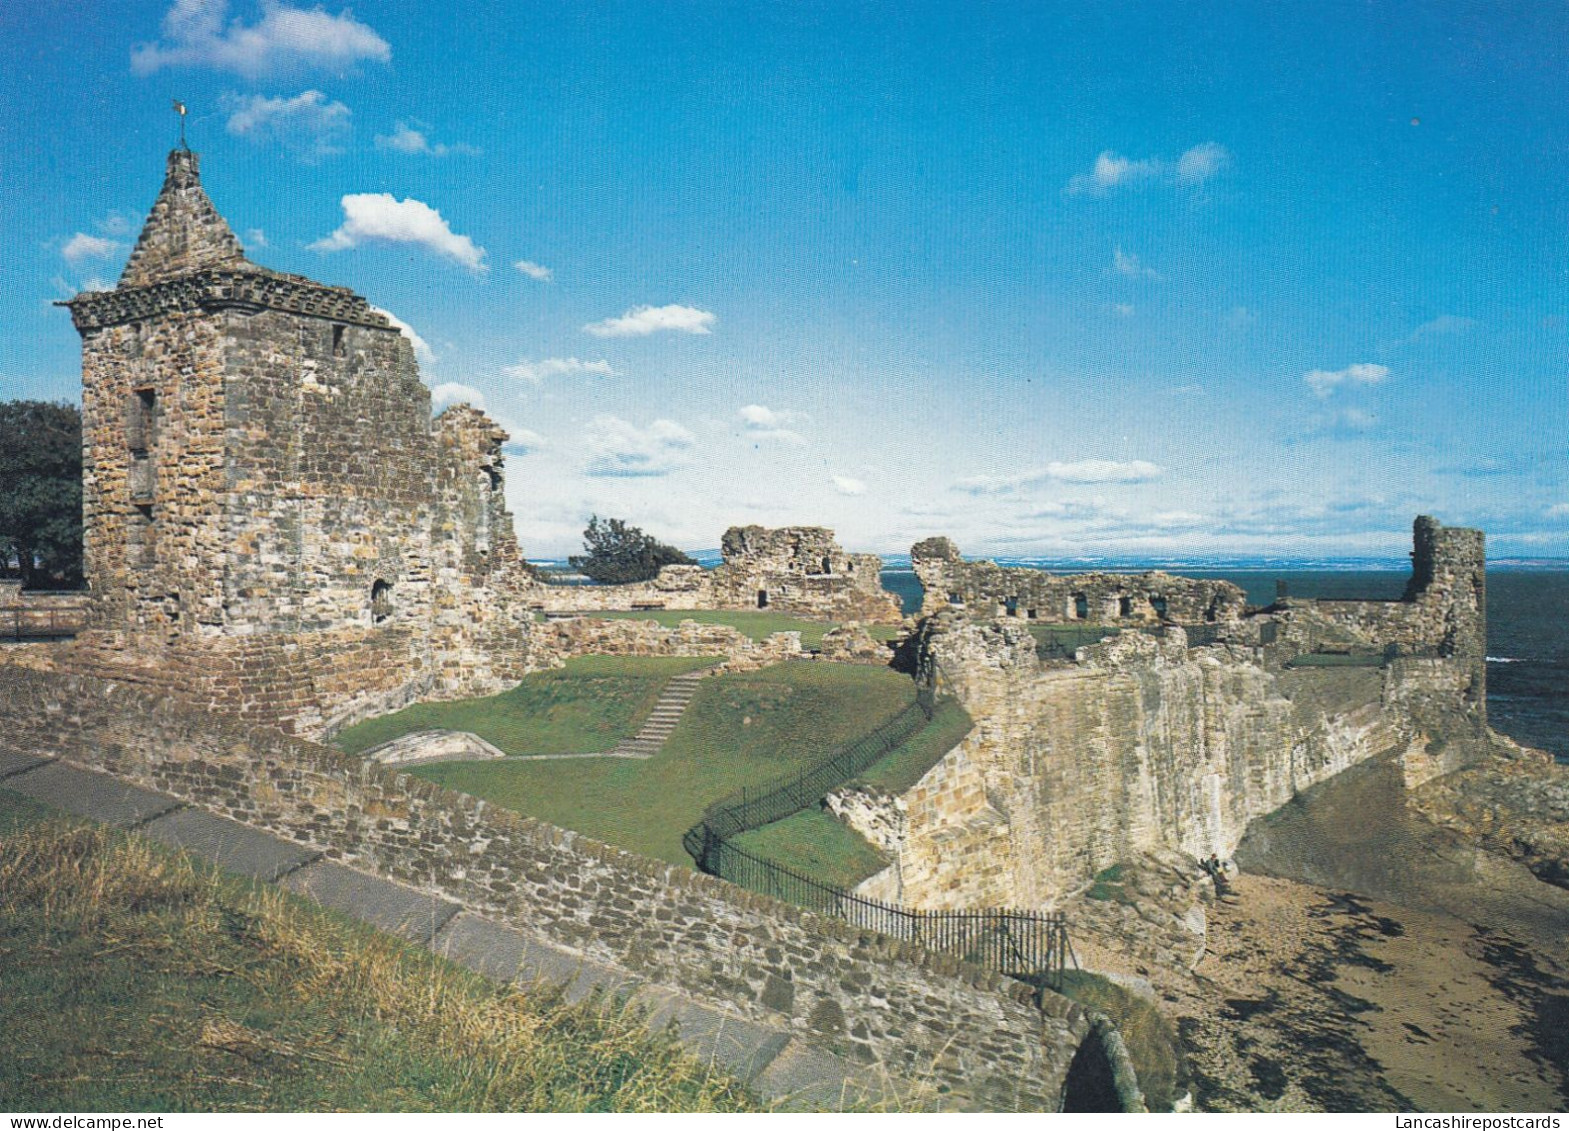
836 516 1490 917
45 148 895 737
526 523 902 624
0 145 1528 1110
56 149 545 736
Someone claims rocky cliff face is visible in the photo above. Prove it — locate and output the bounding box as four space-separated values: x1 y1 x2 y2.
845 613 1474 909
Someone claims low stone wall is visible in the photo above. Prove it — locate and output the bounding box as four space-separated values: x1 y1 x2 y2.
544 616 806 670
0 662 1089 1110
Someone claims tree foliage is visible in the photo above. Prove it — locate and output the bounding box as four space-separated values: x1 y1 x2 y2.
0 400 83 589
568 515 695 585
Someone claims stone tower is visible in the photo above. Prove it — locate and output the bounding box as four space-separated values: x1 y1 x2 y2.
60 149 541 735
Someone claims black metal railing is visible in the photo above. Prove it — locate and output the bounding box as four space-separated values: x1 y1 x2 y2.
685 689 935 849
701 835 1069 988
682 685 1072 993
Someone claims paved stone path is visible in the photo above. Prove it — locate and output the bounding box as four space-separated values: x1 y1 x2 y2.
608 666 715 758
0 752 882 1111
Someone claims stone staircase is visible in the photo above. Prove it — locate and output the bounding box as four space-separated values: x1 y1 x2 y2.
610 667 715 758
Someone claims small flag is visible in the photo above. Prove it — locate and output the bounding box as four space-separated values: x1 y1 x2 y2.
172 100 186 116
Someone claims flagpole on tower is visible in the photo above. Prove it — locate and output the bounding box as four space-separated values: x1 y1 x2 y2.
172 100 188 151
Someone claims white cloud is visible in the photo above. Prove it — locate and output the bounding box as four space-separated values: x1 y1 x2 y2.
97 212 132 237
1112 246 1159 279
495 419 546 455
831 474 867 496
243 228 268 248
1333 407 1378 431
1112 302 1135 317
953 460 1163 495
374 120 479 157
132 0 391 78
1408 314 1476 342
1066 142 1231 196
370 305 436 366
583 415 696 477
429 381 482 410
1175 141 1231 185
1546 503 1569 519
62 233 122 264
1045 459 1162 484
583 303 715 338
222 90 350 160
739 404 807 446
310 194 486 272
503 357 615 384
1066 151 1162 196
514 259 553 282
1305 362 1390 398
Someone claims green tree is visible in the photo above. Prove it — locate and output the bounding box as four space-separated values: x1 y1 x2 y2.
0 400 83 589
569 515 695 585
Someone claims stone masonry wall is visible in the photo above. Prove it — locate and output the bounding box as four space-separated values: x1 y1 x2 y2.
524 526 903 625
870 615 1425 908
59 148 553 735
910 537 1247 626
0 662 1089 1111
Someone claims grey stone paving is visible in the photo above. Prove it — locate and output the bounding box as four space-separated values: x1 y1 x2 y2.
280 859 461 944
5 761 183 827
630 986 792 1083
0 749 49 781
2 757 875 1109
431 912 529 981
141 807 319 883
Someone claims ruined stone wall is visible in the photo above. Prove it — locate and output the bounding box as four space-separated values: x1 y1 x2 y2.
542 616 805 669
219 309 436 636
1289 517 1487 711
910 537 1246 626
78 311 230 637
857 615 1414 908
0 662 1089 1111
524 526 903 625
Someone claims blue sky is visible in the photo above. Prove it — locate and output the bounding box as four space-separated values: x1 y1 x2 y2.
2 1 1566 559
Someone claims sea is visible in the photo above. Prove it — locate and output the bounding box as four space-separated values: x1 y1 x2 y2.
876 566 1569 764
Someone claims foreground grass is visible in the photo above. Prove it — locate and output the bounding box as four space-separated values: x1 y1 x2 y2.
1056 970 1185 1114
0 793 758 1113
334 655 720 756
580 610 903 649
415 663 917 867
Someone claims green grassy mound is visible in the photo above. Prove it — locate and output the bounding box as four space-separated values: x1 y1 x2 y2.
0 790 757 1113
333 655 721 757
414 662 917 867
579 610 903 648
731 808 890 891
726 697 972 891
854 697 973 795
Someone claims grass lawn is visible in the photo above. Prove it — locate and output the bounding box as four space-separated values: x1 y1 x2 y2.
333 655 721 756
731 808 889 890
576 610 903 649
725 697 973 890
0 789 756 1113
413 662 918 867
854 697 973 795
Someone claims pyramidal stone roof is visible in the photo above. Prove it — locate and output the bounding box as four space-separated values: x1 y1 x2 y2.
118 148 263 288
64 148 394 335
